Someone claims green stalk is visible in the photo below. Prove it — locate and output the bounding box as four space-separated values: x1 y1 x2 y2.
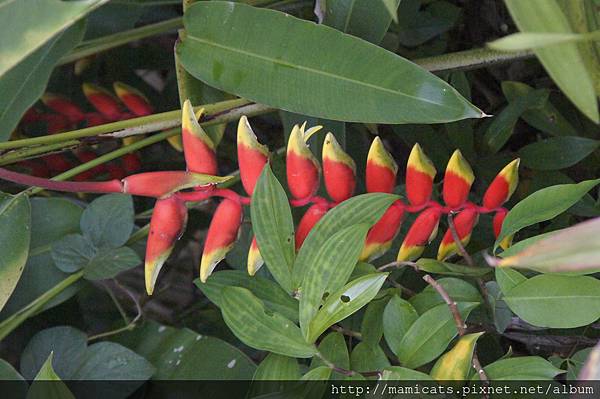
0 271 84 341
0 98 251 151
415 48 533 72
59 17 183 65
0 140 80 166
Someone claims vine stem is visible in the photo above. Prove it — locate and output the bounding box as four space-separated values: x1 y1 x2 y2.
422 274 489 384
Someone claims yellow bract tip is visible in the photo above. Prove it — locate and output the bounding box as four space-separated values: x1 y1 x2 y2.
199 246 232 283
407 143 436 177
499 158 520 198
247 243 264 276
113 81 148 102
446 150 474 184
368 137 398 173
322 132 356 171
397 244 425 262
237 115 269 155
182 100 214 150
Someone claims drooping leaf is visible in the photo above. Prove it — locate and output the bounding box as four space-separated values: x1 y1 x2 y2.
178 2 483 124
80 194 135 249
476 356 564 380
220 287 316 358
382 295 419 356
0 193 31 312
251 165 295 292
307 273 388 343
430 332 483 381
504 0 599 122
293 193 398 287
0 21 85 142
299 223 371 340
495 179 600 248
194 270 298 322
0 0 109 78
503 274 600 328
519 136 599 170
396 302 478 369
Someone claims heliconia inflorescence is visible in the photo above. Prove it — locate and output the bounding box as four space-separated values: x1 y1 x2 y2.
2 98 522 295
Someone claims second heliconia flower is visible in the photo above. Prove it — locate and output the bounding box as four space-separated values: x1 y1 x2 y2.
443 150 474 208
237 115 269 196
322 133 356 202
286 124 321 200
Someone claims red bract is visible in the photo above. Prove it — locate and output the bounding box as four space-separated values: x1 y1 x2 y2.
145 195 188 295
405 143 436 206
437 208 479 261
360 202 404 261
366 137 397 194
114 82 154 116
41 93 85 123
493 210 513 250
397 207 442 262
200 198 243 282
295 203 328 250
442 150 474 208
483 159 520 209
181 100 218 175
122 171 226 198
83 83 122 120
286 124 321 199
322 133 356 202
121 153 142 174
237 115 268 195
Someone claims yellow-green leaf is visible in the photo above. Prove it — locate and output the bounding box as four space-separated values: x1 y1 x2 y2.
430 332 484 381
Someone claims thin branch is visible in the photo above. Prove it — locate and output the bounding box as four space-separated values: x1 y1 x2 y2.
376 260 420 272
447 212 474 267
422 274 489 384
330 325 362 339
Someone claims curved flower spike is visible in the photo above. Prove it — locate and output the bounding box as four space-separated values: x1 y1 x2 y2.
295 203 328 251
406 143 436 205
360 202 404 261
82 83 122 120
442 150 474 208
113 82 154 116
493 210 513 250
437 209 479 261
483 159 520 209
247 236 264 276
200 199 243 282
322 133 356 202
41 93 85 123
286 124 321 199
182 100 218 175
122 171 231 198
145 195 188 295
366 137 398 193
237 115 269 195
397 207 442 262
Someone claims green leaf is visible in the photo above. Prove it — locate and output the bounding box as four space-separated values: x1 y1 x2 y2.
350 342 390 372
477 356 564 380
504 0 599 122
497 218 600 274
504 274 600 328
498 230 559 259
381 366 433 380
307 273 388 343
221 287 316 358
409 278 481 314
0 21 85 142
496 178 600 248
251 165 295 292
0 358 27 398
519 136 599 170
0 0 109 78
502 81 577 136
293 193 399 286
484 88 549 153
51 234 96 273
383 295 419 356
396 302 478 369
83 247 141 280
489 32 585 51
27 353 75 399
0 193 31 312
430 332 483 381
396 0 461 47
416 258 491 277
310 332 350 373
568 348 592 380
70 342 154 381
194 270 298 322
324 0 401 44
299 223 371 339
302 366 332 380
80 194 134 249
360 293 391 346
117 321 256 379
495 267 527 294
253 353 300 380
178 2 483 124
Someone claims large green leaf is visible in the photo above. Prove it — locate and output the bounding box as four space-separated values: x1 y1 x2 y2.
221 287 316 358
0 0 108 78
0 21 85 142
299 223 371 340
118 321 256 380
496 179 600 248
382 295 419 356
307 273 388 343
293 193 398 287
503 274 600 328
194 270 298 322
396 302 478 369
80 194 135 249
178 2 482 124
0 193 31 312
504 0 599 122
324 0 401 44
476 356 564 380
519 136 599 170
251 165 295 292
